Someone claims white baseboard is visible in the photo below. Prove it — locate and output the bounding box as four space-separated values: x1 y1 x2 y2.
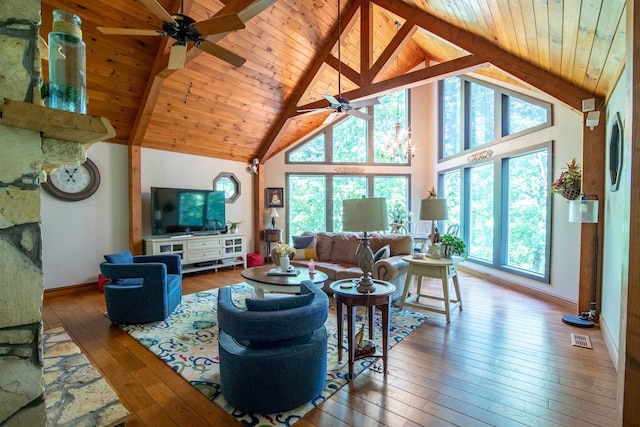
599 314 619 370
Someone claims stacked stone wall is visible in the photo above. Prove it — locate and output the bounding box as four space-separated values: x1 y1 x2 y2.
0 0 47 425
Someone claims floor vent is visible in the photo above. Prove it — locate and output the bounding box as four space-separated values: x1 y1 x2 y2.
571 333 592 349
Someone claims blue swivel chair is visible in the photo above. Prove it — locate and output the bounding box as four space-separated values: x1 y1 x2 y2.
217 280 329 414
100 250 182 324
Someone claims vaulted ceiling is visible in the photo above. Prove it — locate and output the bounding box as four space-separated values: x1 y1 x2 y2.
39 0 625 163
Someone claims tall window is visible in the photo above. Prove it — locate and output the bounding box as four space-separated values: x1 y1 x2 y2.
288 175 326 238
332 176 367 231
287 89 410 165
438 145 551 282
439 76 551 160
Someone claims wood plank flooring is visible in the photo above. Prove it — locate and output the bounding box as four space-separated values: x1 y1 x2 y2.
42 269 617 426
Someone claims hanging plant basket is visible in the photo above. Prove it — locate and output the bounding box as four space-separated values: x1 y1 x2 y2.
560 187 581 200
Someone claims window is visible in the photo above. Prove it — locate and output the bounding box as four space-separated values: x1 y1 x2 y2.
287 89 410 165
287 173 410 240
289 133 325 162
438 144 551 282
505 150 549 274
439 77 551 160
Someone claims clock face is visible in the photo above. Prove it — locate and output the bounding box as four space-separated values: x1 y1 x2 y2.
42 158 101 201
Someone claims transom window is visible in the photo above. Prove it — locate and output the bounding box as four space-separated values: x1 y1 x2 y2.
439 76 552 160
287 89 410 165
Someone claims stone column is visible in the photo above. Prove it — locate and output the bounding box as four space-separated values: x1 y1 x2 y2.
0 1 47 425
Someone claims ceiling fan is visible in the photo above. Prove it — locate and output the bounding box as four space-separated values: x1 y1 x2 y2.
97 0 247 69
297 0 379 124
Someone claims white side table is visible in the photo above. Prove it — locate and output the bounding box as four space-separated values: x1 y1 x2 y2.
400 255 464 323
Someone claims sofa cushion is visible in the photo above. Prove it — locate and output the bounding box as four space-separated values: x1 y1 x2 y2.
312 232 335 261
104 250 134 264
330 233 360 264
245 293 315 312
370 234 413 256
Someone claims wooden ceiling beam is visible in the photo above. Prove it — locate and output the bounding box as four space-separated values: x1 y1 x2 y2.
371 0 601 110
369 19 418 83
256 0 363 161
296 55 489 112
325 54 361 88
360 0 373 84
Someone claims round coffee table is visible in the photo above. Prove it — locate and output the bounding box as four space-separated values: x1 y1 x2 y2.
241 265 328 298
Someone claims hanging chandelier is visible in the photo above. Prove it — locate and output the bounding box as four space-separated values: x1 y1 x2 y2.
382 21 415 162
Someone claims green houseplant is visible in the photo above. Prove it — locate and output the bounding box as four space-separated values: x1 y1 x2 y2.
226 220 243 233
440 234 467 258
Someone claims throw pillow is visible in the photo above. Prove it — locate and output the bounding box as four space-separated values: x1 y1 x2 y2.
245 293 315 311
104 250 133 264
374 244 390 262
292 235 316 249
293 235 318 260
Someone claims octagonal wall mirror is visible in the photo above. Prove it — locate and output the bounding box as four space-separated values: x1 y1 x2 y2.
213 172 241 203
609 112 623 192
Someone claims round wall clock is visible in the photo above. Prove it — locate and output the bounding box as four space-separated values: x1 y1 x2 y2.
42 158 101 201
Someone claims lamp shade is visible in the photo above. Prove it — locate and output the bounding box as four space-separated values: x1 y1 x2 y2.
569 199 598 223
419 198 448 221
269 207 279 218
342 197 389 232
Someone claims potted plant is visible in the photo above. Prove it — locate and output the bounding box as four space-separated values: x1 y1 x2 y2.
440 233 467 258
226 220 243 234
271 243 296 270
551 159 581 200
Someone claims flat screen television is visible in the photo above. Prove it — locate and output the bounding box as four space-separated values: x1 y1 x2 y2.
150 187 226 235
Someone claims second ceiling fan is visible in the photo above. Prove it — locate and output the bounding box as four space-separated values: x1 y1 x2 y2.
98 0 247 69
298 0 379 124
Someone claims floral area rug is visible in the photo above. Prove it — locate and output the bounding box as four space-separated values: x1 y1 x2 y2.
120 283 427 426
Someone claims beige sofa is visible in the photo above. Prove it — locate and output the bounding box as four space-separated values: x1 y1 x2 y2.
290 232 413 301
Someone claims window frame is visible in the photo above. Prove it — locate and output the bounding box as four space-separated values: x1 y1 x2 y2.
438 142 553 283
438 76 552 162
285 172 411 242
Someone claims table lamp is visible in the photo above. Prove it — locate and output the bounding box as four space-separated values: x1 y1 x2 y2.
419 198 448 258
269 207 279 228
342 197 388 293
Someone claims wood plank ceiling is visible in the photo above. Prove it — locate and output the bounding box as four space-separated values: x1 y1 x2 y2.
39 0 626 163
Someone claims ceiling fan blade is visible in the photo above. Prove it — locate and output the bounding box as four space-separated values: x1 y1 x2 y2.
139 0 177 24
97 27 164 36
350 97 380 109
297 108 329 113
347 109 373 121
197 40 246 67
168 44 187 69
323 112 340 125
193 13 245 37
323 94 340 106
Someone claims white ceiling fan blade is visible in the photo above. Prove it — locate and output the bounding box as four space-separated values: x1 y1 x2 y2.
323 112 340 124
350 97 380 109
347 109 373 121
140 0 177 24
97 27 164 36
323 94 340 106
168 44 187 69
297 107 329 113
197 40 246 67
193 13 245 37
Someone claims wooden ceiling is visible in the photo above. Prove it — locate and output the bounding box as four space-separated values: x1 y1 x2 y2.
39 0 625 163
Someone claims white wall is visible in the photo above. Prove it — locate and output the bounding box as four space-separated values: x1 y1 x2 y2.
42 142 129 289
600 67 629 360
42 144 254 289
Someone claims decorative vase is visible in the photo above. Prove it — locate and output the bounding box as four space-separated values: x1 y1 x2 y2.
48 9 87 113
279 254 290 272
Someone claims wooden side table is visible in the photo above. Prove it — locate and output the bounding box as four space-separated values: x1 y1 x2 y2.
263 228 282 262
400 255 464 323
329 279 395 380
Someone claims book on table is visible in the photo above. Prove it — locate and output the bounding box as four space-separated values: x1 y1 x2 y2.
267 268 300 276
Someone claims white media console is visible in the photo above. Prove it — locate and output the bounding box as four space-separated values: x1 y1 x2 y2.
144 233 246 274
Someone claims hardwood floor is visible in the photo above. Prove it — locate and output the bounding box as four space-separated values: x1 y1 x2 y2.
42 269 617 426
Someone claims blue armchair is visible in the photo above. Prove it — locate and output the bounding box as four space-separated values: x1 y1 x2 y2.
217 280 329 414
100 250 182 324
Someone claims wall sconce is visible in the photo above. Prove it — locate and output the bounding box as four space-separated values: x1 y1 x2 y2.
586 111 600 130
247 158 259 174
